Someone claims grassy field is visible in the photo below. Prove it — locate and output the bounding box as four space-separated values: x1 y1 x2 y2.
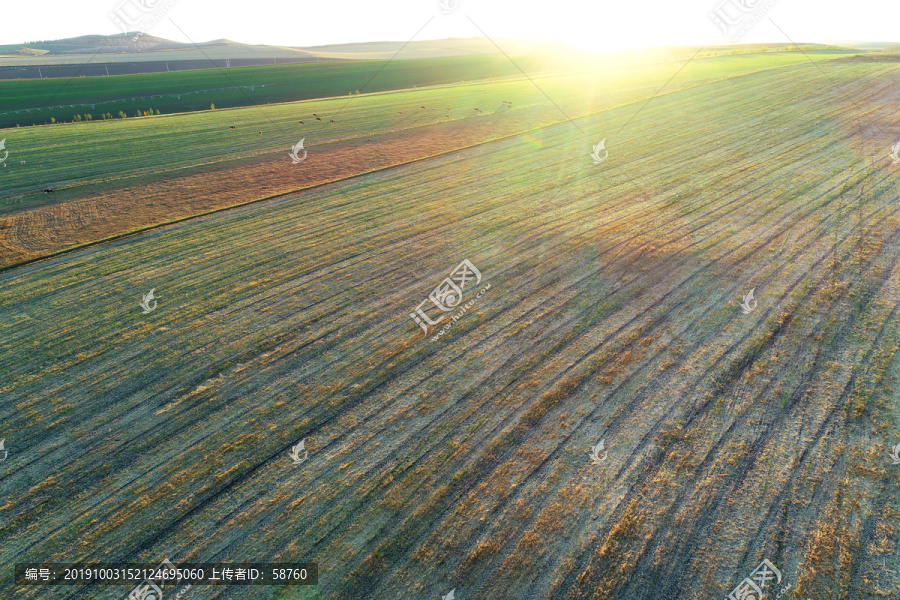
1 48 900 599
0 50 862 268
0 47 859 128
0 54 577 128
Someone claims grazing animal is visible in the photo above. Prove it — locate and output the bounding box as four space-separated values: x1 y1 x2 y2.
229 125 235 129
299 121 304 124
398 111 402 115
330 119 334 123
421 106 426 109
312 113 317 116
316 117 321 121
258 131 262 135
43 188 53 193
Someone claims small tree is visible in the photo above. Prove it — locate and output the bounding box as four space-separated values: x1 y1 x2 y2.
154 109 160 115
85 114 92 121
50 117 56 124
118 111 126 119
210 103 215 110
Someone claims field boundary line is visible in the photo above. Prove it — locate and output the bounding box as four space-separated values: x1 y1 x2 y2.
0 121 573 274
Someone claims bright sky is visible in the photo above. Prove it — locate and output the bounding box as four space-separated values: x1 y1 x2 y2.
5 0 900 51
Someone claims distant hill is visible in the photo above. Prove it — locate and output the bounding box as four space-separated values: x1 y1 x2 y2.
0 34 320 66
822 40 900 50
1 33 191 55
0 34 573 67
0 33 873 74
303 38 574 59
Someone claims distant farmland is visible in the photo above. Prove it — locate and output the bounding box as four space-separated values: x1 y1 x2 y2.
0 54 570 128
0 50 859 268
0 56 333 80
1 47 899 599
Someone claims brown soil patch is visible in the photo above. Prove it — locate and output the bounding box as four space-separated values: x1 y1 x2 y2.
0 110 562 268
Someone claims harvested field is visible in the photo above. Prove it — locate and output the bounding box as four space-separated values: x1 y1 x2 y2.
2 50 900 600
